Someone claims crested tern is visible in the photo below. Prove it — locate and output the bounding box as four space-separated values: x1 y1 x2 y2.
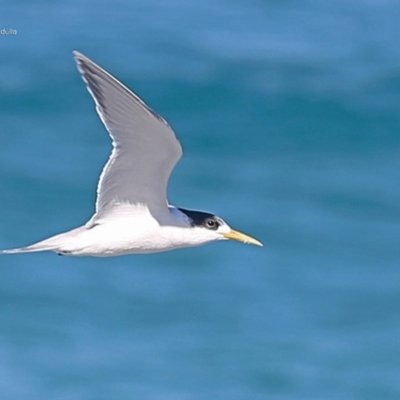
1 52 262 257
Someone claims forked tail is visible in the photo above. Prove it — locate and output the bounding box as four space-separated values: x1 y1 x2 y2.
0 229 80 255
0 242 58 255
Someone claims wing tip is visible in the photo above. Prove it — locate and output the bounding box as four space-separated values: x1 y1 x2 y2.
73 50 85 60
73 51 94 72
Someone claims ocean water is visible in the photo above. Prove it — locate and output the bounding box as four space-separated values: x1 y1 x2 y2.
1 1 400 399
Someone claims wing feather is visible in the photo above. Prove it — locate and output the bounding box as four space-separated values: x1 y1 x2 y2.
73 51 182 217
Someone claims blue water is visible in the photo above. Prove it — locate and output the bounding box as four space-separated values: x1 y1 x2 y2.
1 1 400 399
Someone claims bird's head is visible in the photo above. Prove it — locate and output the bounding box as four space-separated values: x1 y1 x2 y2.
178 208 262 247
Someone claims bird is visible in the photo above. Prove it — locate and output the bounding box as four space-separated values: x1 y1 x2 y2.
1 51 262 257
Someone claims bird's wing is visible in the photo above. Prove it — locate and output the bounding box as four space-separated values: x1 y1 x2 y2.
73 51 182 218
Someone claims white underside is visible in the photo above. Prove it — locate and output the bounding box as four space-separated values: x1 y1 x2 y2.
2 205 225 257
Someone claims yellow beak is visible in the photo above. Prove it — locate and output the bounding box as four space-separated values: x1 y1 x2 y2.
223 229 263 247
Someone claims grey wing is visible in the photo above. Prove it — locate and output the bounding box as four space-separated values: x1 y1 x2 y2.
73 51 182 216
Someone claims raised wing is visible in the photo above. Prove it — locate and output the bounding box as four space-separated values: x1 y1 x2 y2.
73 51 182 217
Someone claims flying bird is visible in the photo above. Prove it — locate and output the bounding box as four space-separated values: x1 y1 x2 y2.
1 52 262 257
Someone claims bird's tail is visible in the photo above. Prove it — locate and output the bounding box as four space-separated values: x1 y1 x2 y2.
0 240 59 255
0 229 81 255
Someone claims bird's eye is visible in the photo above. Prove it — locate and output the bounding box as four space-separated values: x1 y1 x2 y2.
206 218 218 230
